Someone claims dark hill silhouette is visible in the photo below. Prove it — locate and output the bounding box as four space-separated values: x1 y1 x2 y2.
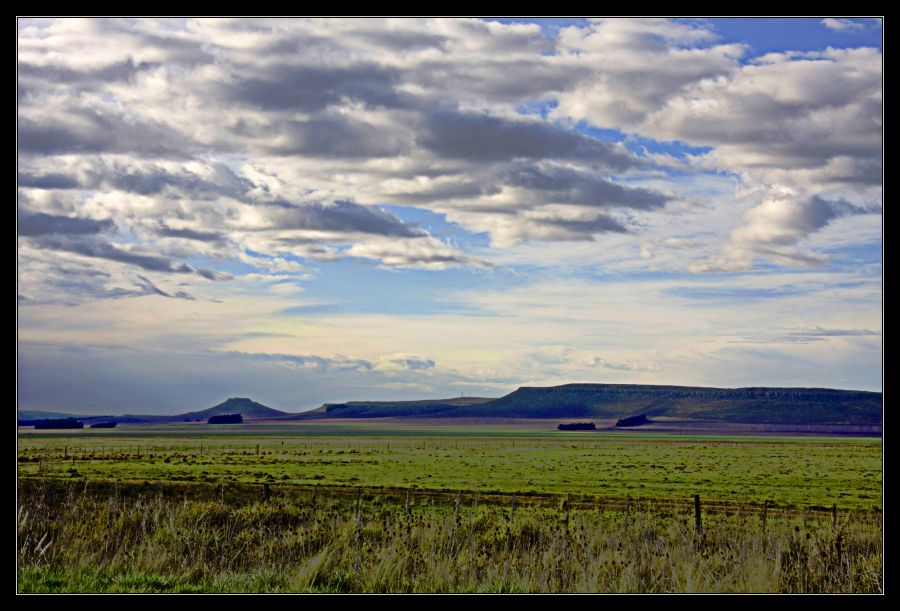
293 383 881 426
179 398 287 421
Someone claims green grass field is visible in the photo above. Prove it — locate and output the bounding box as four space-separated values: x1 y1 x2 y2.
17 423 883 592
18 422 882 510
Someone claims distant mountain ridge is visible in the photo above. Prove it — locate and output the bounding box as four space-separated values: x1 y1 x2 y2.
18 397 287 425
18 383 883 428
293 383 882 426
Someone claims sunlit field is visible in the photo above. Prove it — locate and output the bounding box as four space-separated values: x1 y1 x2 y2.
17 423 882 593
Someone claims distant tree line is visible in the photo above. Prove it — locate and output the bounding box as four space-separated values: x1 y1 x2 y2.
208 414 243 424
557 422 596 431
615 414 649 427
21 418 85 429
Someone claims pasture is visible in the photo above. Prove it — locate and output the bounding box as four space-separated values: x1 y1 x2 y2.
17 422 883 592
17 422 882 510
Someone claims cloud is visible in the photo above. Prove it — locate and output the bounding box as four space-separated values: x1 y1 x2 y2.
345 236 492 270
585 356 661 371
16 15 882 312
224 350 375 372
153 223 227 243
503 163 669 210
690 193 875 272
386 357 436 370
25 234 229 280
265 115 411 158
553 19 744 126
104 275 197 301
821 18 865 32
419 109 635 168
18 212 114 236
549 21 880 271
225 63 406 111
256 201 427 237
18 111 191 158
789 326 879 338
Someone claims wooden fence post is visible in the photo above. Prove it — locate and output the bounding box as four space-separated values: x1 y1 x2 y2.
262 483 270 503
832 503 837 527
354 487 362 574
694 494 703 535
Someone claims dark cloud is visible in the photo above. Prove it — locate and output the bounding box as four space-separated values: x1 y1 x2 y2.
505 164 669 209
131 275 196 300
27 235 229 280
18 112 190 158
538 215 629 236
391 357 436 370
112 163 251 198
262 201 427 238
227 64 405 111
790 326 878 338
266 116 410 158
356 30 450 51
413 59 588 102
22 161 252 200
18 59 156 87
154 224 227 243
18 212 114 236
18 172 83 190
419 110 636 168
225 350 374 372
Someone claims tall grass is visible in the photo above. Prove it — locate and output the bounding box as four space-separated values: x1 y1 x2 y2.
17 480 882 593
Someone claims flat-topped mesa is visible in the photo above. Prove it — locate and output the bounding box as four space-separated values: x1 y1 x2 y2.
471 384 881 425
290 383 881 426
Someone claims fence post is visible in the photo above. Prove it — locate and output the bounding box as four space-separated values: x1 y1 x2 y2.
694 494 703 535
262 483 270 503
354 487 362 574
832 503 837 527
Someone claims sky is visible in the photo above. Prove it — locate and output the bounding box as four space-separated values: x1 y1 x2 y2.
17 18 883 415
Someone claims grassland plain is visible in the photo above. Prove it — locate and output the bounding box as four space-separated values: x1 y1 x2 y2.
17 422 883 593
17 422 882 510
